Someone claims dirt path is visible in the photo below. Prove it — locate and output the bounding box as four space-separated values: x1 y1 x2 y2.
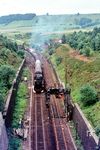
69 49 92 62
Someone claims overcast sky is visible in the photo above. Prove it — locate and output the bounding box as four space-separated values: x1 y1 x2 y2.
0 0 100 16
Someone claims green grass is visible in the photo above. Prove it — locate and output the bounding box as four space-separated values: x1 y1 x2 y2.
50 44 100 136
0 13 100 38
0 14 100 49
9 67 30 150
12 67 30 128
12 82 27 128
83 102 100 137
69 121 84 150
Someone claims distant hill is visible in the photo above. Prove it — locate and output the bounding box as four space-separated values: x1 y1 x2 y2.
0 13 100 46
0 13 100 33
0 13 36 25
33 13 100 30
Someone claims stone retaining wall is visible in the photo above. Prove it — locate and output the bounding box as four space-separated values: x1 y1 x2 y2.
0 112 8 150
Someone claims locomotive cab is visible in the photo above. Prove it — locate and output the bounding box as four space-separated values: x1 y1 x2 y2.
34 74 44 93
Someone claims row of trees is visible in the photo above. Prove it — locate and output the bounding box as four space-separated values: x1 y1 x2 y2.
0 13 36 24
0 35 25 111
0 35 18 52
0 65 15 111
62 27 100 56
0 34 25 58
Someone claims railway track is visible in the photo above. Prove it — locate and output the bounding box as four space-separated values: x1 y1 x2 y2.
30 92 57 150
29 65 56 150
43 57 77 150
50 95 76 150
28 55 77 150
32 94 46 150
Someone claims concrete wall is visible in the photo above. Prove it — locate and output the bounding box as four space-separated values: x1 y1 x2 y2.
73 103 99 150
0 112 8 150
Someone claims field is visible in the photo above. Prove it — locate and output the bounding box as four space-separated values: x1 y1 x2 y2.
0 13 100 38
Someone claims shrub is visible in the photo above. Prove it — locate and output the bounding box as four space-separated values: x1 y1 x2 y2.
79 84 98 106
61 34 66 44
48 48 54 55
95 125 100 137
56 56 62 65
0 65 15 88
17 50 25 58
8 136 21 150
84 47 91 57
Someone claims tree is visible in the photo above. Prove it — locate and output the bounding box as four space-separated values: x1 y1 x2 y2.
78 18 92 27
95 33 100 51
79 84 98 106
0 65 15 88
61 34 66 44
84 46 91 57
17 50 25 58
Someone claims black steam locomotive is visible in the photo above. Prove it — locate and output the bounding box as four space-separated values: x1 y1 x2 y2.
33 59 44 93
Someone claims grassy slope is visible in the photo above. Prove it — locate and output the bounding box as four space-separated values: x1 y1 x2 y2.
0 13 100 47
0 13 100 34
50 44 100 135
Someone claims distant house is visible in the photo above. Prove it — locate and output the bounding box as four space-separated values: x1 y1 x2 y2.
53 39 62 44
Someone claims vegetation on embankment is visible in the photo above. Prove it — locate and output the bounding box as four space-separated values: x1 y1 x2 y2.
49 43 100 136
8 67 30 150
66 27 100 56
0 34 25 111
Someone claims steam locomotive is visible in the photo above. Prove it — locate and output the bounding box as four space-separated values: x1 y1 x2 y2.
24 47 44 93
33 59 44 93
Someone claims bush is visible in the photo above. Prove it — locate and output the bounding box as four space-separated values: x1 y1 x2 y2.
84 47 91 57
17 50 25 58
61 34 66 44
56 56 62 65
48 48 54 55
0 65 15 88
79 84 98 106
95 125 100 137
8 136 21 150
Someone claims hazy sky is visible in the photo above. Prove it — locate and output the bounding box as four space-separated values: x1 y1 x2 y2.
0 0 100 16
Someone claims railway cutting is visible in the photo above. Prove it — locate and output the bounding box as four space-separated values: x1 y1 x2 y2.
26 50 77 150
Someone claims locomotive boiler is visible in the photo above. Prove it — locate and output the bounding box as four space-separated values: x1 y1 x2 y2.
33 59 44 93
